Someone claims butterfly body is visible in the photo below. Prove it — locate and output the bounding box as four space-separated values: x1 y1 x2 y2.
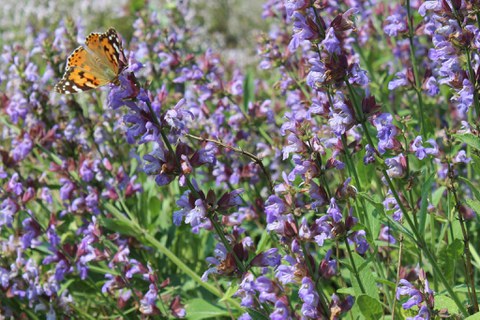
55 28 127 94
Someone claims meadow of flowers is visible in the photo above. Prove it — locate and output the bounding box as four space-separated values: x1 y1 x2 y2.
1 0 480 319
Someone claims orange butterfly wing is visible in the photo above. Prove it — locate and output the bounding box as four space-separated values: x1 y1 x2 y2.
55 28 127 94
55 47 111 93
85 28 126 75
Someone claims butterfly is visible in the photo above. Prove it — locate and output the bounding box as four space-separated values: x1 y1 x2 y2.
55 28 127 94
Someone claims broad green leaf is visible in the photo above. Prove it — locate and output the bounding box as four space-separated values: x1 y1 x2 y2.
336 287 355 295
432 186 447 206
469 243 480 268
465 312 480 320
458 176 480 202
438 239 463 281
185 298 230 320
357 192 384 211
435 295 460 316
350 253 379 300
219 284 239 303
357 294 383 319
453 284 480 293
471 154 480 177
465 198 480 215
452 133 480 151
375 278 396 288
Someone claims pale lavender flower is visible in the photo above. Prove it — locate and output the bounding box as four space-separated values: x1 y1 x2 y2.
397 279 423 309
270 300 290 320
164 98 194 133
328 99 355 137
385 154 406 178
411 136 438 160
349 230 369 254
418 0 441 17
322 27 341 54
0 198 19 229
379 226 396 244
139 284 158 315
298 277 319 318
384 7 407 37
373 113 398 154
254 277 277 302
275 256 297 285
453 150 471 164
306 58 327 90
423 76 439 96
452 79 474 116
327 198 343 223
289 11 318 51
235 272 256 307
173 191 193 226
384 191 402 221
11 134 33 162
348 63 369 86
7 173 23 195
388 71 409 90
185 199 210 233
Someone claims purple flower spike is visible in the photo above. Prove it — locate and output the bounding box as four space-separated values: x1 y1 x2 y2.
299 277 319 318
250 248 281 267
327 198 343 223
397 279 423 309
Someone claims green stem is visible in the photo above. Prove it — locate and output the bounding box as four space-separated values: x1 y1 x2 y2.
343 80 468 316
465 48 480 120
143 234 242 310
143 97 251 312
211 213 247 274
382 172 468 316
448 161 479 312
345 239 366 294
406 0 427 138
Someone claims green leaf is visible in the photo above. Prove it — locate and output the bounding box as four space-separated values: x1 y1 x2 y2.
350 253 379 300
465 198 480 215
336 287 355 295
432 186 447 206
458 176 480 202
375 278 396 288
471 154 480 177
185 299 230 320
247 309 270 320
438 239 463 281
469 243 480 269
435 295 460 316
337 287 355 296
419 173 435 233
452 133 480 151
465 312 480 320
452 284 480 293
357 294 383 319
219 284 238 303
98 217 140 237
357 192 384 211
